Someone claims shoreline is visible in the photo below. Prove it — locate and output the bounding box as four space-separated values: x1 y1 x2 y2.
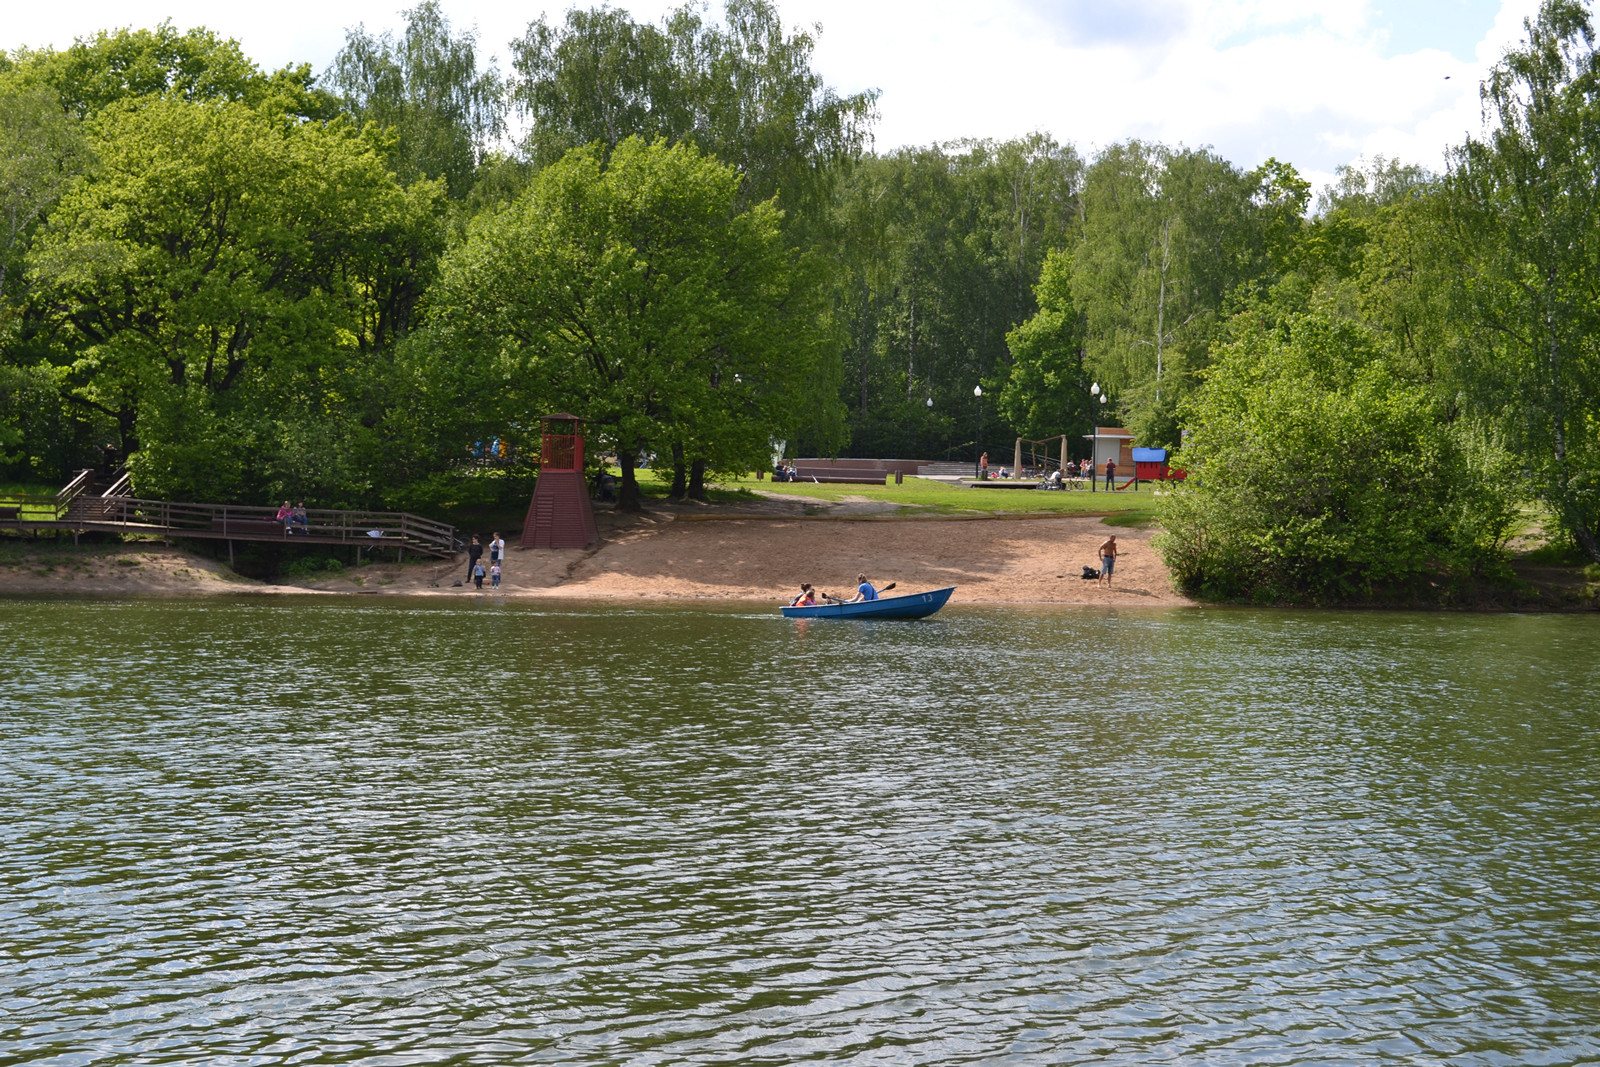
3 501 1593 610
0 507 1188 607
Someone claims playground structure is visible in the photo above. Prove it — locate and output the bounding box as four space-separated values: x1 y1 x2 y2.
1012 435 1073 479
1132 447 1185 484
520 413 599 549
0 469 460 561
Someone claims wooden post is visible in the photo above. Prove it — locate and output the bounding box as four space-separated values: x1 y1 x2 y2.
228 540 234 568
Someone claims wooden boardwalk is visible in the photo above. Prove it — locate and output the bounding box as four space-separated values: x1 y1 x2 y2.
0 471 460 560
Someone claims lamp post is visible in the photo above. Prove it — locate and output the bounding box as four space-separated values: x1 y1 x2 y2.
973 384 984 479
1088 383 1101 491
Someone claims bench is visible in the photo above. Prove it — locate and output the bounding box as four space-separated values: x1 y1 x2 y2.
963 480 1038 490
792 469 888 485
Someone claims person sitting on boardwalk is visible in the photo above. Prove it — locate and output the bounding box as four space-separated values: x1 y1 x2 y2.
790 583 816 606
849 573 879 603
276 501 292 535
292 502 310 535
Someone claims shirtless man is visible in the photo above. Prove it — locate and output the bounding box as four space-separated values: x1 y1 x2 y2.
1098 534 1119 586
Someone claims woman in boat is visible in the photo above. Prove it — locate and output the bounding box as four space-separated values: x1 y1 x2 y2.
849 574 880 603
790 583 816 606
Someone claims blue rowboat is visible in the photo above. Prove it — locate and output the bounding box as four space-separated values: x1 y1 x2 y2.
781 586 955 620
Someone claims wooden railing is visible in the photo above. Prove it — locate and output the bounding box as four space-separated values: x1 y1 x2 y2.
2 474 459 558
62 498 460 557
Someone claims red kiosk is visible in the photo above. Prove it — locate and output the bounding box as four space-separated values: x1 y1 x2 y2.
520 414 599 549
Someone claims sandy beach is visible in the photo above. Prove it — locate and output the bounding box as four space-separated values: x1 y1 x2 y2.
0 494 1186 606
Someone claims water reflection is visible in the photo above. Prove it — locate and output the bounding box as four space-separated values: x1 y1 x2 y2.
1 599 1597 1064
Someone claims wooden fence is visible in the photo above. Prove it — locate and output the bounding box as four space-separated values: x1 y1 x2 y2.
1 472 459 559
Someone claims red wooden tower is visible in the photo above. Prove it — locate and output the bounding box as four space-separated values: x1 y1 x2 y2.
520 413 599 549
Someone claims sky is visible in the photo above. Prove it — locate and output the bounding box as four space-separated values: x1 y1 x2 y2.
3 0 1552 190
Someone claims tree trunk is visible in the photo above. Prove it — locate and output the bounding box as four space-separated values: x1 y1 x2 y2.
1571 518 1600 566
688 458 708 501
669 441 687 499
616 448 644 512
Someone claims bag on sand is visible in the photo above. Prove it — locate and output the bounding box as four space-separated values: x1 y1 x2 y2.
1079 565 1101 580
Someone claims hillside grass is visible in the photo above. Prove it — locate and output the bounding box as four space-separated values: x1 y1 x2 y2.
711 473 1160 523
0 482 65 521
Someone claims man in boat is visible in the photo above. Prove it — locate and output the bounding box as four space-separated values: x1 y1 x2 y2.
849 573 880 603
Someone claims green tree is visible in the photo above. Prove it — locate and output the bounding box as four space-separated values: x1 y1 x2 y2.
327 1 505 199
997 249 1089 441
832 136 1082 459
1157 312 1517 602
1444 0 1600 563
5 21 337 121
0 77 101 479
28 96 441 501
0 80 89 311
1071 142 1292 446
426 137 838 509
511 0 876 240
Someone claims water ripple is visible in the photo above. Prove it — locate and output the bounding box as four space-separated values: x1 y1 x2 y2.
2 599 1598 1064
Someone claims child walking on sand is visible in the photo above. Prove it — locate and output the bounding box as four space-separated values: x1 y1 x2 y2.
473 560 486 589
490 562 501 589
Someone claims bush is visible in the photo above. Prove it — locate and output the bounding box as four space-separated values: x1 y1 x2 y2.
1156 313 1518 602
282 556 346 577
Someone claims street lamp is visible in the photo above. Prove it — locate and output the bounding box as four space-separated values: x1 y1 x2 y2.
1088 383 1101 491
973 384 984 479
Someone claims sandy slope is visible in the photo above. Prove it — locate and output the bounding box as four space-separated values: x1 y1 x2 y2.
0 501 1186 606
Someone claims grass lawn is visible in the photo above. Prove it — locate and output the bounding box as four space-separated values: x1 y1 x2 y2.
0 482 65 521
706 473 1162 523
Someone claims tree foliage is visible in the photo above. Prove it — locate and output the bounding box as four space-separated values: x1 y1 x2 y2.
832 135 1082 459
1067 143 1301 447
1444 0 1600 564
4 21 337 121
426 137 838 508
328 2 505 199
28 96 441 501
997 249 1089 441
1157 313 1517 602
511 0 877 240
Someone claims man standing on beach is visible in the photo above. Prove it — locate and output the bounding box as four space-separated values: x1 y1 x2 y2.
1098 534 1118 586
465 536 482 581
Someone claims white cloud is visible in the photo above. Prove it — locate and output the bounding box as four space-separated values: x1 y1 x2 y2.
3 0 1551 185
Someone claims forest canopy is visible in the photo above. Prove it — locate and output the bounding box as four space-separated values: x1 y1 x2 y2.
3 0 1598 578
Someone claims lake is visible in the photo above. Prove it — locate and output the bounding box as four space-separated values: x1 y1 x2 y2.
2 597 1598 1065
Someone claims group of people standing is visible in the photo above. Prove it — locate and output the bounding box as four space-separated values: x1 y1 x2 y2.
464 533 506 589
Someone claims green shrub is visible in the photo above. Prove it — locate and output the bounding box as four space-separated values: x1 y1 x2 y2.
1156 313 1518 602
283 556 346 577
